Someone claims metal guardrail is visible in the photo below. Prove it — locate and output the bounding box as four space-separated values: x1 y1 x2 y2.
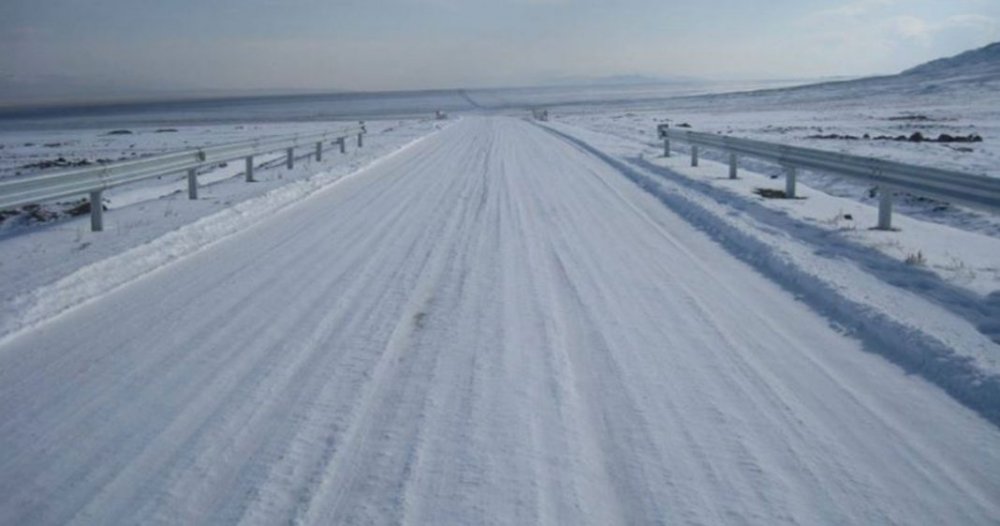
657 124 1000 229
0 124 367 231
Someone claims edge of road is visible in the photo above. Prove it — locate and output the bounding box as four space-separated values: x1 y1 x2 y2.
534 120 1000 427
0 121 455 349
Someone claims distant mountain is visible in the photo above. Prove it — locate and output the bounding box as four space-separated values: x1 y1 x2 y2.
543 74 699 87
901 41 1000 80
662 41 1000 110
821 41 1000 92
837 40 1000 97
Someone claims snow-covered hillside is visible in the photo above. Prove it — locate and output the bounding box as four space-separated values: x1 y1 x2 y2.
902 41 1000 83
660 41 1000 107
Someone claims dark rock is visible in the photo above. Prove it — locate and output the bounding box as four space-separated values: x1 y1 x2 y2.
65 199 101 217
888 115 931 121
23 204 58 222
0 209 19 224
808 133 860 140
754 188 789 199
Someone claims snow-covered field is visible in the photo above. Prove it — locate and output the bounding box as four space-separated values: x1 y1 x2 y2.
1 45 999 524
550 104 1000 290
556 102 1000 185
0 121 360 181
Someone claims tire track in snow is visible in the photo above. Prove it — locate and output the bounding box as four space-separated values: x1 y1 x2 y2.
230 124 484 525
531 120 1000 522
290 126 499 525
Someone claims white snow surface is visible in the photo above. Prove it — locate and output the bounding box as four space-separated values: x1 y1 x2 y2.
1 117 998 525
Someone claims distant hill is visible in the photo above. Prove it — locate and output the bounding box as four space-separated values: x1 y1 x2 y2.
901 41 1000 80
543 74 700 87
509 42 1000 113
800 41 1000 96
662 41 1000 109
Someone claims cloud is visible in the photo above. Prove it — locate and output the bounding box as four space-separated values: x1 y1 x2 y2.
811 0 901 19
792 1 999 76
3 0 998 102
891 15 931 39
889 13 999 44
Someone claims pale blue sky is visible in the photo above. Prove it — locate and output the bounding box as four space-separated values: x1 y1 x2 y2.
1 0 998 102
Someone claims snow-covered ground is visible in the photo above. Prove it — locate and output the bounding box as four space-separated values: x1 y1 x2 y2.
540 44 1000 299
550 107 1000 294
556 103 999 184
547 42 1000 239
1 117 998 525
0 118 447 329
0 120 371 181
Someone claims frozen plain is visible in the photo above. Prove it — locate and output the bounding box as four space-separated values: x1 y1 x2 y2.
1 117 998 524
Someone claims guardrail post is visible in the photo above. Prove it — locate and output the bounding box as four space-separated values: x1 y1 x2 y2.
357 133 364 148
339 137 346 154
245 156 255 182
691 146 699 167
286 148 294 169
877 187 893 230
729 153 738 179
785 165 797 198
663 139 671 158
187 168 198 199
89 190 103 232
315 142 322 161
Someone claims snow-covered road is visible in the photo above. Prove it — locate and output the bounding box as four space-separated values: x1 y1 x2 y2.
1 117 998 525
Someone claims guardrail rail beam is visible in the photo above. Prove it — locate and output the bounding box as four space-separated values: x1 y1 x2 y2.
0 124 366 232
654 124 999 230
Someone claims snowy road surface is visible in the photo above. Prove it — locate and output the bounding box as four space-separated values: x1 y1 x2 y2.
1 117 998 525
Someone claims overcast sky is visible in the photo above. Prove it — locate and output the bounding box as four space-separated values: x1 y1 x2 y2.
1 0 998 103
